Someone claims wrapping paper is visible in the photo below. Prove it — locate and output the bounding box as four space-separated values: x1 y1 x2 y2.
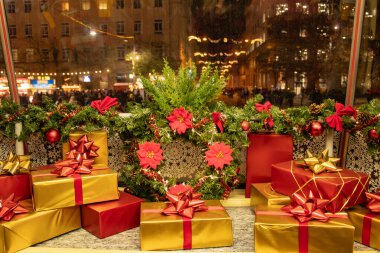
254 206 354 253
250 183 290 208
62 129 108 166
245 133 293 197
347 206 380 250
31 166 119 211
140 200 233 251
81 191 143 238
0 174 30 201
271 161 369 213
0 199 80 253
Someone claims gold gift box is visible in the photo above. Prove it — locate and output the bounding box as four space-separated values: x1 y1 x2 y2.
250 183 290 208
0 199 80 253
347 206 380 250
140 200 233 251
254 206 354 253
62 129 109 166
31 167 119 211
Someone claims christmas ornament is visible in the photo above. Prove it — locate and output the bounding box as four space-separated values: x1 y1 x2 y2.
357 111 372 126
241 120 250 131
309 103 325 115
309 121 324 137
368 129 380 141
45 129 61 143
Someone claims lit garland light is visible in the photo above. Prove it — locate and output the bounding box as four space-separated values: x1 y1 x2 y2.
188 35 263 44
194 51 245 58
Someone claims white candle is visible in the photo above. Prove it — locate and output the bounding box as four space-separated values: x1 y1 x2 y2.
15 122 24 155
325 128 334 156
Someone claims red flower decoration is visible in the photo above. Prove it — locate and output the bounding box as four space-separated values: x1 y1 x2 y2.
205 142 233 170
167 107 193 134
212 112 225 133
137 142 164 170
91 96 118 114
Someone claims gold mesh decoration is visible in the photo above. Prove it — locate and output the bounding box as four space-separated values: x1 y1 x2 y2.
160 139 208 182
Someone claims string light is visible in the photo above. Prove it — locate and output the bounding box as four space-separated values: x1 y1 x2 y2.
188 35 263 44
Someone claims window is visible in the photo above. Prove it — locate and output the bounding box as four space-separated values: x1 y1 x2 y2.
134 20 141 35
40 24 48 38
41 49 49 61
100 24 108 33
61 23 70 37
116 0 124 9
40 0 48 12
299 28 307 38
82 0 90 10
296 3 309 15
62 48 70 61
26 48 34 63
101 47 107 59
133 0 141 9
61 1 69 11
8 1 15 13
276 4 288 16
153 44 163 58
24 24 32 38
117 47 125 60
154 0 162 7
12 49 18 62
24 0 32 13
116 21 125 35
8 25 16 38
154 20 163 34
98 0 108 10
318 3 329 14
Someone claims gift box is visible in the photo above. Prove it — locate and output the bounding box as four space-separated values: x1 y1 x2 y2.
250 183 290 208
0 174 30 201
347 206 380 250
271 161 369 213
0 199 80 253
81 191 143 238
62 129 108 166
140 200 233 251
31 166 119 211
245 133 293 197
254 206 354 253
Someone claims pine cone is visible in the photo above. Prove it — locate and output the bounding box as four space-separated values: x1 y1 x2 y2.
309 103 325 115
56 104 69 116
357 111 372 125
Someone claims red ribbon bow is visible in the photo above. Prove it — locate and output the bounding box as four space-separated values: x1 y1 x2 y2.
282 191 330 223
52 135 99 177
211 112 225 133
90 96 118 114
365 191 380 213
0 194 29 221
325 103 357 132
162 185 208 219
255 101 274 128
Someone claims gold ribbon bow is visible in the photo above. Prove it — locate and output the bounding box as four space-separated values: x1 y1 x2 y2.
0 152 31 175
298 149 341 174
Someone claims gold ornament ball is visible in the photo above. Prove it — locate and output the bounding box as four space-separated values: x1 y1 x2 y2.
241 120 250 131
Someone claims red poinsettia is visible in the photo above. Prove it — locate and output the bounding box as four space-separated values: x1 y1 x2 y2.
205 142 233 170
137 141 164 170
167 107 193 134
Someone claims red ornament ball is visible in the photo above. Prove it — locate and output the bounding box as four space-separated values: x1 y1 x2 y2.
309 121 324 137
45 129 61 144
368 129 380 141
241 120 250 131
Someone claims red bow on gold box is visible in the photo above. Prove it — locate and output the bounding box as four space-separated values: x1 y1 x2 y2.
365 191 380 213
0 193 28 221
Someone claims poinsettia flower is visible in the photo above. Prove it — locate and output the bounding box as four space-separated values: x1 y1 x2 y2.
205 142 233 170
167 107 193 134
137 142 164 170
168 184 192 195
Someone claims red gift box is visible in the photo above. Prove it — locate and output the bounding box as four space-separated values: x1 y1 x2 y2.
245 133 293 197
81 191 143 238
0 174 30 201
271 161 369 213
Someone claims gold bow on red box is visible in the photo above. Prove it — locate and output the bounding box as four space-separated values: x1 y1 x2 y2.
0 152 30 175
297 149 341 174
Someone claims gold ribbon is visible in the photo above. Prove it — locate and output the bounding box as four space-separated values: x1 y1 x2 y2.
298 149 341 174
0 152 31 175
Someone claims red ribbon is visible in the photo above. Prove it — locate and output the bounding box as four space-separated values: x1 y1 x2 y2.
90 96 118 114
325 103 357 132
211 112 225 133
255 101 274 128
0 193 28 221
362 213 378 246
73 174 83 205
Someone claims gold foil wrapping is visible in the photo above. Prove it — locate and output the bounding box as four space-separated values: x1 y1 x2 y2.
62 129 109 166
250 183 290 208
140 200 233 251
254 206 354 253
348 206 380 250
31 167 119 211
0 199 80 253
